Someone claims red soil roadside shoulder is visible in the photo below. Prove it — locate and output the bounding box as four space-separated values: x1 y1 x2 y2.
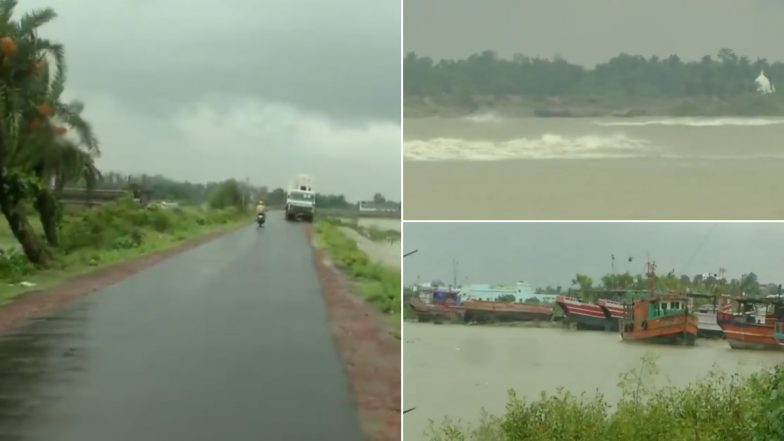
0 223 245 334
305 224 401 441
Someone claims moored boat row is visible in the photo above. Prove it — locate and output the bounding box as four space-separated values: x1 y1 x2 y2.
407 262 784 351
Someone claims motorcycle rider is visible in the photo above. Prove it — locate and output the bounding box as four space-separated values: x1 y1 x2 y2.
255 199 267 215
255 199 267 226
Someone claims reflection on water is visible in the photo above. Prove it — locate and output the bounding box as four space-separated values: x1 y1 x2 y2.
0 303 90 437
403 322 784 440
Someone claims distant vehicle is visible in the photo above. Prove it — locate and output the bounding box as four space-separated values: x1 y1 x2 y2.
256 212 266 227
285 174 315 222
288 174 313 192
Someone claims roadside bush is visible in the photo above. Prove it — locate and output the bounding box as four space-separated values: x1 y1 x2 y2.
0 248 35 283
147 207 173 232
111 230 144 250
57 198 240 254
207 180 246 211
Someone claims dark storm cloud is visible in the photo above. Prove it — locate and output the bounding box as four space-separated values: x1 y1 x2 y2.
46 0 400 121
22 0 401 199
404 0 784 65
404 223 784 288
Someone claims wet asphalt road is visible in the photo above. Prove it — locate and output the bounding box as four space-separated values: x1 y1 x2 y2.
0 216 365 441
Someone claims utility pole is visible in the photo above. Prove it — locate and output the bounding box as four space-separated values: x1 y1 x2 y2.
452 259 459 289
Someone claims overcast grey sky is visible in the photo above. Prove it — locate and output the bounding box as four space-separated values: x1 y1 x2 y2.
404 223 784 288
29 0 400 199
404 0 784 66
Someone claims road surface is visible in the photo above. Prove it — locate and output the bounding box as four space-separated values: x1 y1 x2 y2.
0 216 365 441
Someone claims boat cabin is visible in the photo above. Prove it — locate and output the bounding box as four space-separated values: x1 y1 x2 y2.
625 295 688 322
721 298 784 326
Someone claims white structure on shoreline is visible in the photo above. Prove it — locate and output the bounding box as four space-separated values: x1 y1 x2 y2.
755 69 776 95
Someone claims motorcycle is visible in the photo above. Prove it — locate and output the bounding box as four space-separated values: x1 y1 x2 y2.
256 212 266 227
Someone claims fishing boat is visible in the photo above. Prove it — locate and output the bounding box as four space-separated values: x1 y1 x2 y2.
619 262 698 345
716 297 784 350
555 296 616 330
619 294 699 345
462 300 553 323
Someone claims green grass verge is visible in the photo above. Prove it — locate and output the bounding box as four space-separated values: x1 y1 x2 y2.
313 218 401 332
424 353 784 441
0 198 249 305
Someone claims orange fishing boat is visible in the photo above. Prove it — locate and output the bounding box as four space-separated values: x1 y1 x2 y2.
716 297 783 350
463 300 553 323
619 262 698 345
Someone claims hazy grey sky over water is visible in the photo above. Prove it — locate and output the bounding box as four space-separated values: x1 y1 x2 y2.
404 0 784 65
28 0 400 199
404 223 784 288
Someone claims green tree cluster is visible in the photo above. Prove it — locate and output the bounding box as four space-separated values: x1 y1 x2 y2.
558 271 766 297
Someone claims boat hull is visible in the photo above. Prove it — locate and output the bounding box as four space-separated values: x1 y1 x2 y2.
463 300 552 323
573 314 618 331
555 297 616 330
408 298 464 324
718 321 780 350
621 316 699 346
695 311 724 338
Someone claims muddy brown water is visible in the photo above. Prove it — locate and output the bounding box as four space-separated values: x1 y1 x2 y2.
404 116 784 219
403 322 784 440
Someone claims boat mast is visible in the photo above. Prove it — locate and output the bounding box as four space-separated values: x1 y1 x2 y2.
646 261 657 296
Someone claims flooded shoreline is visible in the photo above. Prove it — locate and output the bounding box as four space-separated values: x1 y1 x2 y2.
403 322 784 440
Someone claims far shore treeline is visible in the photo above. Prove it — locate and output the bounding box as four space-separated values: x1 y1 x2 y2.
94 172 400 210
405 49 784 116
538 271 773 298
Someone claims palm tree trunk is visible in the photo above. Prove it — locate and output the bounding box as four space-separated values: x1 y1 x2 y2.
0 141 52 267
0 186 52 267
35 187 59 247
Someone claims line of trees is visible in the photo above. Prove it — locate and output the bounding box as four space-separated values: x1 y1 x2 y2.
94 173 398 211
405 48 784 98
537 271 769 297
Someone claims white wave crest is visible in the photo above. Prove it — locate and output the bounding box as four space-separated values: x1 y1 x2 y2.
404 134 656 161
463 112 504 123
594 118 784 127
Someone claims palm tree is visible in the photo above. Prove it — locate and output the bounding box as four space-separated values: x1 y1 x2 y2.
14 132 100 247
0 1 66 266
13 52 99 247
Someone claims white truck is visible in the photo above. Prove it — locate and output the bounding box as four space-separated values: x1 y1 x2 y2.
285 174 316 222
